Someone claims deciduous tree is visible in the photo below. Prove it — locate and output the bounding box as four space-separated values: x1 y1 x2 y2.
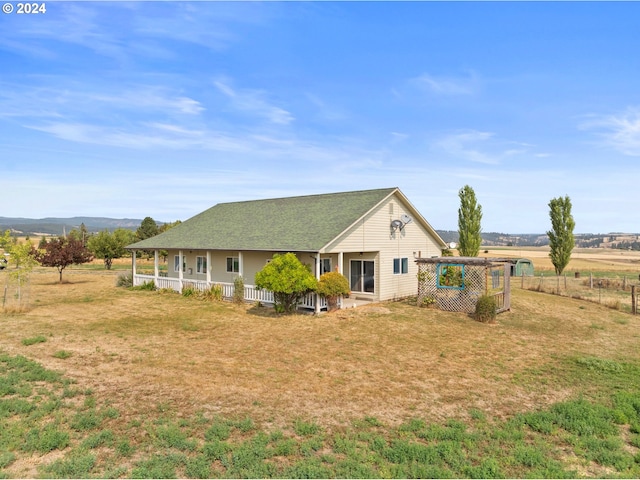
547 195 575 275
3 239 38 309
457 185 483 257
255 253 318 313
87 228 135 270
34 237 93 283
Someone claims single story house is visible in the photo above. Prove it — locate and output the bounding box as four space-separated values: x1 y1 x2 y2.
126 187 447 312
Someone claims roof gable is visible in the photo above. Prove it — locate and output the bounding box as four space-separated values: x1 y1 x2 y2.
128 188 399 252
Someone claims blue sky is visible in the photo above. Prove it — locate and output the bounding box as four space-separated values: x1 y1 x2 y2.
1 1 639 233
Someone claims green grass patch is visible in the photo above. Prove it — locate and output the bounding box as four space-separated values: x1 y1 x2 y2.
53 350 72 359
41 452 96 478
3 352 640 478
293 418 322 437
21 335 47 346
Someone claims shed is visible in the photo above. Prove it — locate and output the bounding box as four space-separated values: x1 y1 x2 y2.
511 258 534 277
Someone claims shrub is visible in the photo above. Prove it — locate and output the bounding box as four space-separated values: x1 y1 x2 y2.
131 280 155 291
116 272 133 287
316 272 350 311
475 294 496 323
182 283 198 298
203 284 223 301
233 276 245 304
254 253 317 313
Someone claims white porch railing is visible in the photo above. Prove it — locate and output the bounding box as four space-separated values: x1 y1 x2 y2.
132 274 327 310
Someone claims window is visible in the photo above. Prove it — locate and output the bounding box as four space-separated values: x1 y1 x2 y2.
174 255 185 273
436 263 465 290
226 257 239 273
350 260 374 293
393 257 409 275
196 256 207 274
321 258 331 274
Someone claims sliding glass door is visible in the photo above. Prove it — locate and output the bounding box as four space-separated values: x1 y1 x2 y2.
350 260 375 293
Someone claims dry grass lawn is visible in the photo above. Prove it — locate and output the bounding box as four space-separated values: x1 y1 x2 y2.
2 261 640 436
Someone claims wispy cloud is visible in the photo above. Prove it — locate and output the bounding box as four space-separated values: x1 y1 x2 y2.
432 131 551 166
0 3 274 65
409 71 479 96
213 78 294 125
435 130 499 165
580 108 640 156
0 81 204 120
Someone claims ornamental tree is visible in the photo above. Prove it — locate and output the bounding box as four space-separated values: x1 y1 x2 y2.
254 253 318 313
34 237 93 283
316 271 350 311
87 228 135 270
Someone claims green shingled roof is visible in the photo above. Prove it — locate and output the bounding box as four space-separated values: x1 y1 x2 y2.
127 188 398 252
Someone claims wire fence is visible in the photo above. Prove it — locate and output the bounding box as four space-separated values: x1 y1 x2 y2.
517 273 640 314
2 274 31 313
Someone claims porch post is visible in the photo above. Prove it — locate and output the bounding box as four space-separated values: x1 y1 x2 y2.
132 250 137 278
178 249 184 291
238 252 244 277
206 251 212 285
315 252 321 314
154 250 159 280
338 252 344 275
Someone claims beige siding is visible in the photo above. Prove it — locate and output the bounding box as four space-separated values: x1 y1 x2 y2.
165 250 317 285
323 193 443 301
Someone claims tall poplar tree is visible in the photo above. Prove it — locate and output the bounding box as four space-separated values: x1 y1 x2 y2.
547 195 575 275
457 185 483 257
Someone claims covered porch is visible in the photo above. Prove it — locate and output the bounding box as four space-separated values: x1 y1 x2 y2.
132 272 328 311
130 248 378 311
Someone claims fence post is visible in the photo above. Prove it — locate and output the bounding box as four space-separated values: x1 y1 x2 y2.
590 273 593 289
521 272 524 289
632 285 637 315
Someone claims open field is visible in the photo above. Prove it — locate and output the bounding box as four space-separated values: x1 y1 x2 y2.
2 249 640 477
480 246 640 276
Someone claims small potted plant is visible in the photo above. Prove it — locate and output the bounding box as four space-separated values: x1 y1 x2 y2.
317 271 350 311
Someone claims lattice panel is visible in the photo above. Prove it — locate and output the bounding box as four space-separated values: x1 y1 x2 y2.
417 263 499 313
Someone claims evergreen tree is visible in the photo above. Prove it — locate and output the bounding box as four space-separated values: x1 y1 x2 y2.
136 217 159 241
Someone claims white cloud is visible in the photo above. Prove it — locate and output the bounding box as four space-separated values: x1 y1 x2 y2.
580 108 640 156
213 78 294 125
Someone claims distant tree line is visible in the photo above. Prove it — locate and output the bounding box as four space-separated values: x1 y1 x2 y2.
611 241 640 251
0 217 180 285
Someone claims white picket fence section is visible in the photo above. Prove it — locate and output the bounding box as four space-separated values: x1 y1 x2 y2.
133 274 326 310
